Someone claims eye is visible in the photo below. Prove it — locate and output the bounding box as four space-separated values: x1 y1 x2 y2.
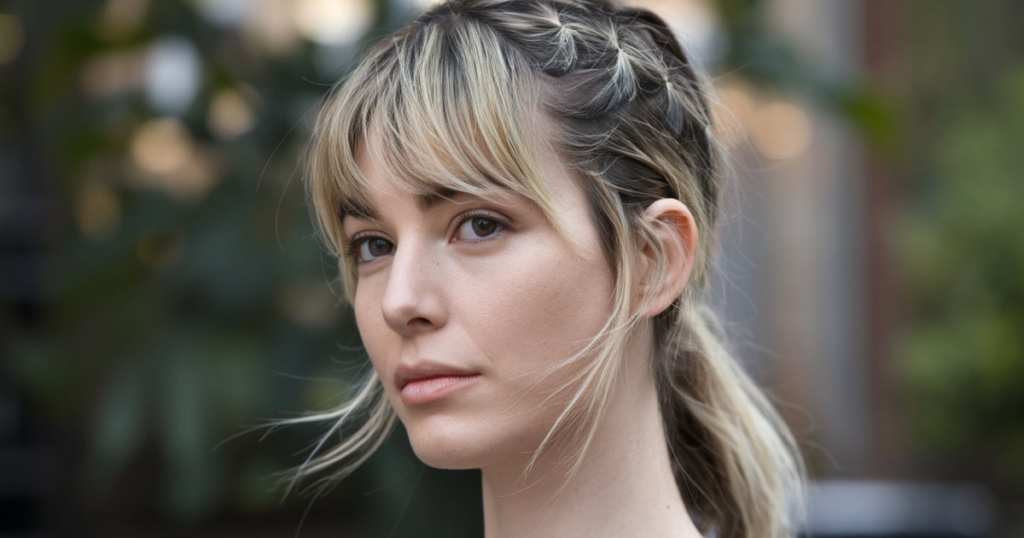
455 214 505 242
351 236 395 263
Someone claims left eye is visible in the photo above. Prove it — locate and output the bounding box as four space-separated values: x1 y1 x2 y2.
457 216 503 241
357 237 395 261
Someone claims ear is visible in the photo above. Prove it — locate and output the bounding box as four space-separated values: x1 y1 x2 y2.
639 198 699 318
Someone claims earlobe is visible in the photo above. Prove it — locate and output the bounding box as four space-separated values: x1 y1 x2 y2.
640 199 699 318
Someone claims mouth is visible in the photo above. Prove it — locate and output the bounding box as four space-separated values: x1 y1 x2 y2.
400 374 481 406
394 360 481 406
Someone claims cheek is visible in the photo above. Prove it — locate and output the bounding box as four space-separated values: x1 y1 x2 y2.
352 280 394 379
459 235 616 378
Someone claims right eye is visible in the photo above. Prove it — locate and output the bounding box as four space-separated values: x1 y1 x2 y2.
351 236 395 263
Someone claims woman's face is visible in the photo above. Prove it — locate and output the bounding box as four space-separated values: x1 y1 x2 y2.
341 140 618 470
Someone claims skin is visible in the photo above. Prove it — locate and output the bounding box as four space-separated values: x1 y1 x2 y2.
342 133 703 538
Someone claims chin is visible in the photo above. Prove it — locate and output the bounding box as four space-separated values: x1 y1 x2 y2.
411 444 480 470
402 414 505 470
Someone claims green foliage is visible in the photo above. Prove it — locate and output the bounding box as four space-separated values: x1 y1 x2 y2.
898 67 1024 480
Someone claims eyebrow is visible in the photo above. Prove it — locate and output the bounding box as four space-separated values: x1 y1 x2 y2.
416 187 464 212
339 198 376 220
339 186 471 221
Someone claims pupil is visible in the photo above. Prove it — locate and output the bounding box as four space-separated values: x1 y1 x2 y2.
369 238 391 257
472 218 496 237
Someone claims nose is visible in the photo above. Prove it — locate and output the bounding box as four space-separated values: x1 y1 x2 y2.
380 243 447 337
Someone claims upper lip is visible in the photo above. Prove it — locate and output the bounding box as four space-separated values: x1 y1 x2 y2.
393 360 479 391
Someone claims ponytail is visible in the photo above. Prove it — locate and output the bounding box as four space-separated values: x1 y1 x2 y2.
655 304 805 538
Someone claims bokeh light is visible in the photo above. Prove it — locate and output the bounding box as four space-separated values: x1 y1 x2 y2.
75 183 122 241
93 0 149 41
0 14 25 65
207 89 257 140
750 101 814 160
242 0 302 56
129 118 220 202
145 37 201 116
293 0 374 45
80 50 145 97
130 118 194 175
713 81 757 146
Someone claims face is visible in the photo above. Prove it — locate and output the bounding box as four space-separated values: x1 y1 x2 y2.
341 139 618 471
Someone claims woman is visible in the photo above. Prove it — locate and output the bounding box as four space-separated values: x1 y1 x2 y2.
283 0 806 536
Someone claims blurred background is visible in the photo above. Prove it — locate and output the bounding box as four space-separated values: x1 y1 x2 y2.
1 0 1022 536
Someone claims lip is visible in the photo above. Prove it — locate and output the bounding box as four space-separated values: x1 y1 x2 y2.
394 360 480 406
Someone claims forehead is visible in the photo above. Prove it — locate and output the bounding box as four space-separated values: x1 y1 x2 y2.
338 131 533 222
340 181 522 222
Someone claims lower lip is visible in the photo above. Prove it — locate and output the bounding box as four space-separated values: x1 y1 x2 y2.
401 375 481 406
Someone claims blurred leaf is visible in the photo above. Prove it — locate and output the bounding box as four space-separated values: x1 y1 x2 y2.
832 87 901 154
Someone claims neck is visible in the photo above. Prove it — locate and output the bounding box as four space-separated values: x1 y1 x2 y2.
479 362 703 538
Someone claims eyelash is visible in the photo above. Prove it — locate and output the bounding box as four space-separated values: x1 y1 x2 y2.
343 230 391 265
454 210 509 244
343 210 510 266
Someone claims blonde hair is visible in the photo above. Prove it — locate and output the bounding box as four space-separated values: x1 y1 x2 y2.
283 0 806 536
